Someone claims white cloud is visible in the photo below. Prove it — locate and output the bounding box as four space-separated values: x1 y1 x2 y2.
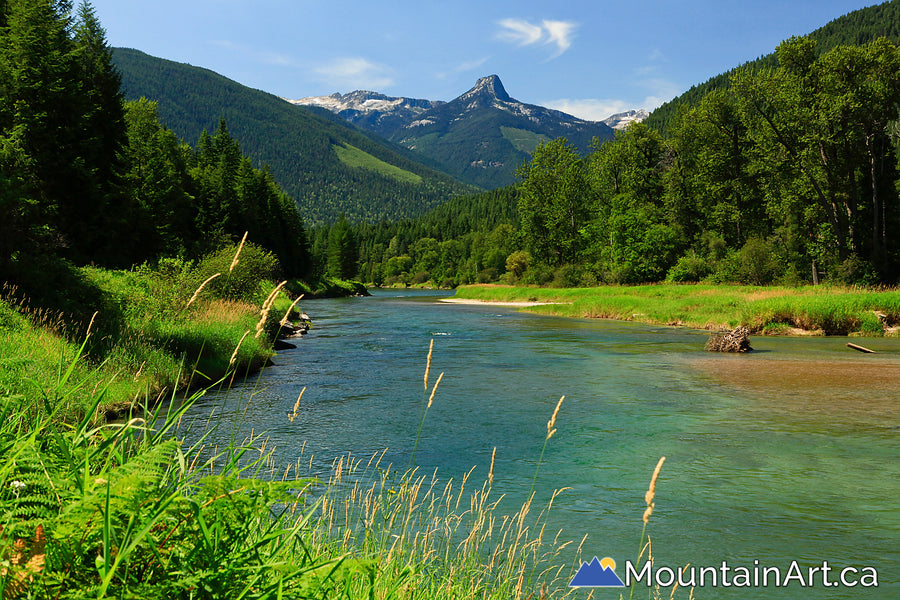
542 20 576 57
545 91 674 122
496 18 578 59
544 99 632 122
497 18 544 46
313 57 395 91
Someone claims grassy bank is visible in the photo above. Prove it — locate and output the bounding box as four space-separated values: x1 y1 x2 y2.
0 246 328 421
1 327 675 599
453 283 900 336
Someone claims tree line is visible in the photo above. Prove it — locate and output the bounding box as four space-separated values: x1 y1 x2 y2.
337 36 900 288
1 0 311 280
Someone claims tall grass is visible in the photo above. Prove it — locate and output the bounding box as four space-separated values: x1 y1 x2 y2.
454 283 900 335
2 279 684 598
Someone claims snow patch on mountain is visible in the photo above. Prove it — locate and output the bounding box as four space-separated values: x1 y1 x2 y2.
602 109 649 130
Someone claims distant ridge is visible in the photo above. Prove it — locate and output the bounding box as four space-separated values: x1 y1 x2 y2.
112 48 476 225
291 74 615 188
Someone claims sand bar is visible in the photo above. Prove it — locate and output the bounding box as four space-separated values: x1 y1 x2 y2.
440 298 569 307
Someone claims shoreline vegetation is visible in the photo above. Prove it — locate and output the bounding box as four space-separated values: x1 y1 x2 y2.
450 283 900 337
4 294 648 599
0 247 365 423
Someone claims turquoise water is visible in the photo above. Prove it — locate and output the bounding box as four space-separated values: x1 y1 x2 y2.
182 289 900 599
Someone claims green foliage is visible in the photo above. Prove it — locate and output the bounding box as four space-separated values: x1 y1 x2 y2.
333 143 423 185
516 138 593 267
193 242 281 303
112 48 477 226
326 215 360 280
645 1 900 133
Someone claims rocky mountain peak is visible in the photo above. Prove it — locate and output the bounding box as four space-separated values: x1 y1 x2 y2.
464 75 512 103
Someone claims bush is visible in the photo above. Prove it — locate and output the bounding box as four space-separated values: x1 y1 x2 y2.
666 253 713 283
831 256 880 286
192 242 281 303
475 268 499 283
737 237 780 285
505 250 531 280
551 264 583 288
521 263 553 286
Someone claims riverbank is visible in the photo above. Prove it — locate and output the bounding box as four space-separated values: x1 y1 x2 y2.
0 253 360 421
451 283 900 336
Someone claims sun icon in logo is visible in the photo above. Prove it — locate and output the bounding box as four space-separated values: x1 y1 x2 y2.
568 555 626 587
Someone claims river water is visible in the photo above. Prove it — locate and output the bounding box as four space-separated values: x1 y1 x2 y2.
181 289 899 599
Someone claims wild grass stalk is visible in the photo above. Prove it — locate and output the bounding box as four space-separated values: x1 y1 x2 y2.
529 396 564 498
411 339 442 467
629 456 666 600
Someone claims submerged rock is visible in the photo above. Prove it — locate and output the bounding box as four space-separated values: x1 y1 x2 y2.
705 326 752 353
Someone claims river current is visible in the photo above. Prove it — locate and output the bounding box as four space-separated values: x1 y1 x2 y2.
181 289 899 599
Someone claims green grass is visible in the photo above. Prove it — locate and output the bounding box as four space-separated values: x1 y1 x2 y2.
453 283 900 336
500 126 550 154
0 326 630 600
333 143 424 185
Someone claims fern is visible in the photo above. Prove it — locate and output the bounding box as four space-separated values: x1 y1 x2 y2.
0 444 60 540
53 439 180 544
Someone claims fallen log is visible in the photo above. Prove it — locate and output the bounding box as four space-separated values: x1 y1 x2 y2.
846 343 876 354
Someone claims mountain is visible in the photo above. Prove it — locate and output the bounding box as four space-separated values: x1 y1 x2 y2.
286 91 444 138
603 109 649 130
112 48 476 225
291 75 616 189
645 1 900 133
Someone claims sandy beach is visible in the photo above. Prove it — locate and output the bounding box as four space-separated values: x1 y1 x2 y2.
439 298 568 307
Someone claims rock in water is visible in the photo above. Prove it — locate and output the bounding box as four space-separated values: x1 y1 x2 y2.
705 326 752 353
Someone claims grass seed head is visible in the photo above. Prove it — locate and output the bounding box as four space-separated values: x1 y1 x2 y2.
643 456 666 523
229 231 248 273
187 273 221 308
424 338 434 390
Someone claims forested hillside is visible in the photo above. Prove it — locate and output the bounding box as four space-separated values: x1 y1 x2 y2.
343 35 900 288
1 1 312 285
113 48 477 225
646 1 900 133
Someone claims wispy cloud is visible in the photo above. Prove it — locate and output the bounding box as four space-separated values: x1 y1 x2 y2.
545 87 677 122
542 20 577 57
497 18 544 46
544 99 632 122
313 57 395 91
496 18 578 59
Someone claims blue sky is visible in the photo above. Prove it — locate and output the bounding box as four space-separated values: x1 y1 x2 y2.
91 0 880 121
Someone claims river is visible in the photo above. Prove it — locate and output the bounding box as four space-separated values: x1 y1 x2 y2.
181 289 899 599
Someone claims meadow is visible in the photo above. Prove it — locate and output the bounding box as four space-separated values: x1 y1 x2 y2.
452 284 900 336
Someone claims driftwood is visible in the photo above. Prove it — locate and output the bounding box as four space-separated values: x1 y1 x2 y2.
705 326 752 353
846 343 876 354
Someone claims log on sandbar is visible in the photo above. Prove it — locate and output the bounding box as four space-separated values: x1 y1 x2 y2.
846 343 876 354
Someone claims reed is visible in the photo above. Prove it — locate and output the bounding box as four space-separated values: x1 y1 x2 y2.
529 396 564 498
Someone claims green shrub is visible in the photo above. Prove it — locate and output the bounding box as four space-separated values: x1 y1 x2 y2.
737 237 781 285
475 267 499 283
193 242 281 303
666 253 713 283
551 264 583 288
830 256 880 286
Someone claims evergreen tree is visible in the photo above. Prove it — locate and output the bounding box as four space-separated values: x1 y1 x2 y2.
326 214 358 279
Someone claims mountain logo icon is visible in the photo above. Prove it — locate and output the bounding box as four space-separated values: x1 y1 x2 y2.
569 556 626 587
